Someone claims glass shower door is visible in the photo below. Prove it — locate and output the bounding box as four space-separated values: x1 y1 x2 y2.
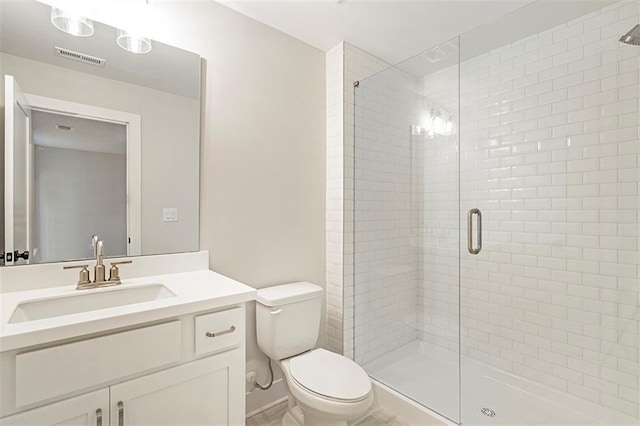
353 39 461 423
353 1 638 423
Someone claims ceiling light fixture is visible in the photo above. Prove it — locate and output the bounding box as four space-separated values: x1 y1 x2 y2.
50 6 94 37
414 107 456 138
116 29 152 54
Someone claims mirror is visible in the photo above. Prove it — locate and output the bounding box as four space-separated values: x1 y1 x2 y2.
1 0 201 266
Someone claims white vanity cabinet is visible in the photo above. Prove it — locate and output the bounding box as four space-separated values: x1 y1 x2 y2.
109 351 243 426
0 389 108 426
1 305 246 426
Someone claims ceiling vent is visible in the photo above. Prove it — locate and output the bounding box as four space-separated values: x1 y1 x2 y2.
424 41 458 64
54 47 106 68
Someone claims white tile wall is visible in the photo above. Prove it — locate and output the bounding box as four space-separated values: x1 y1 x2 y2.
326 43 345 354
353 64 421 365
416 61 461 354
344 44 392 360
325 43 389 358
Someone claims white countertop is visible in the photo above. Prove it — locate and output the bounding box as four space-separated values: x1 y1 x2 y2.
0 269 257 352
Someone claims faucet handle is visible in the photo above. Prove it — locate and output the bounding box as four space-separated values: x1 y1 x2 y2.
108 260 133 284
63 264 93 289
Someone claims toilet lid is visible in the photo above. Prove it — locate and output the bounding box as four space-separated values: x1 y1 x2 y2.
289 349 371 401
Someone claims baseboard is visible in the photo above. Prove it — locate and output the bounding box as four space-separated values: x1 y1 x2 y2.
246 378 287 418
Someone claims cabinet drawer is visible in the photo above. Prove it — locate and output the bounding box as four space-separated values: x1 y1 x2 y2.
16 321 181 407
195 308 243 355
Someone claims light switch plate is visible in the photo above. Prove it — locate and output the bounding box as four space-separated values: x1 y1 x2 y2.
163 208 178 222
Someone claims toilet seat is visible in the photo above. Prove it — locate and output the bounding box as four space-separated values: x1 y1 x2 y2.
288 349 371 402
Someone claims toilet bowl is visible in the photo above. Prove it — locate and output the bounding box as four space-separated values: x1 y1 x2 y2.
278 349 373 426
255 282 373 425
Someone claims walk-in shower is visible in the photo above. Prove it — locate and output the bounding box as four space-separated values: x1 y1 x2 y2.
352 0 639 424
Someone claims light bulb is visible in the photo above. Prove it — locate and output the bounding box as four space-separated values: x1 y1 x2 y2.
51 6 94 37
116 29 152 54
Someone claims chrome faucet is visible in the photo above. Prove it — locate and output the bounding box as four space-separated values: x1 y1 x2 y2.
64 236 132 290
91 234 100 257
94 239 107 284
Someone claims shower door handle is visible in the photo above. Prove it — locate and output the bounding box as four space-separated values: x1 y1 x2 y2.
467 208 482 255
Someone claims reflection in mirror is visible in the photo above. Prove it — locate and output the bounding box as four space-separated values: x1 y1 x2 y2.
33 110 127 263
1 0 201 266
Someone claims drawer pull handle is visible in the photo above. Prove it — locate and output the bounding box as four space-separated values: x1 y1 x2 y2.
118 401 124 426
270 308 283 315
96 408 102 426
206 325 236 338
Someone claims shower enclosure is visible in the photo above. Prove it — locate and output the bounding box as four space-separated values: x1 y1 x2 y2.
352 0 639 424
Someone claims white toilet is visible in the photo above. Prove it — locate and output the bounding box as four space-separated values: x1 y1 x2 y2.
256 282 373 426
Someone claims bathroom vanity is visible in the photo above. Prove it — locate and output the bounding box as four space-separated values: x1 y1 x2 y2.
0 251 256 425
0 3 258 424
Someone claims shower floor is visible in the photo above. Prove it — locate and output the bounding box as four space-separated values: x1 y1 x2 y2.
364 340 636 425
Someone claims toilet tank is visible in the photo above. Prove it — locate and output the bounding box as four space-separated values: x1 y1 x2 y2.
256 282 323 360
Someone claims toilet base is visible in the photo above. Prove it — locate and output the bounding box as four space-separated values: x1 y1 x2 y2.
282 410 301 426
301 410 348 426
281 407 348 426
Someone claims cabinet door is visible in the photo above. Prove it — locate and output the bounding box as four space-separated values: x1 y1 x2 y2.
1 389 108 426
110 351 244 426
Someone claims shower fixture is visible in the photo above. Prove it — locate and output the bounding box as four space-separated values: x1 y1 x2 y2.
619 24 640 45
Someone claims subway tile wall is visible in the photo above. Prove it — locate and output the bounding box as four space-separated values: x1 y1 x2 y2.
326 43 389 358
326 43 345 354
416 58 461 354
353 65 421 365
345 44 391 360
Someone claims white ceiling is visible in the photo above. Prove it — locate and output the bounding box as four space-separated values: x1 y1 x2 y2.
395 0 615 77
32 110 126 155
217 0 537 65
219 0 618 75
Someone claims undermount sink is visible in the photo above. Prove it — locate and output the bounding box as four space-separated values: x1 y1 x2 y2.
9 284 176 324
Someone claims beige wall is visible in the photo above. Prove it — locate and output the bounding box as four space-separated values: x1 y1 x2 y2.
130 0 327 411
1 52 200 257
